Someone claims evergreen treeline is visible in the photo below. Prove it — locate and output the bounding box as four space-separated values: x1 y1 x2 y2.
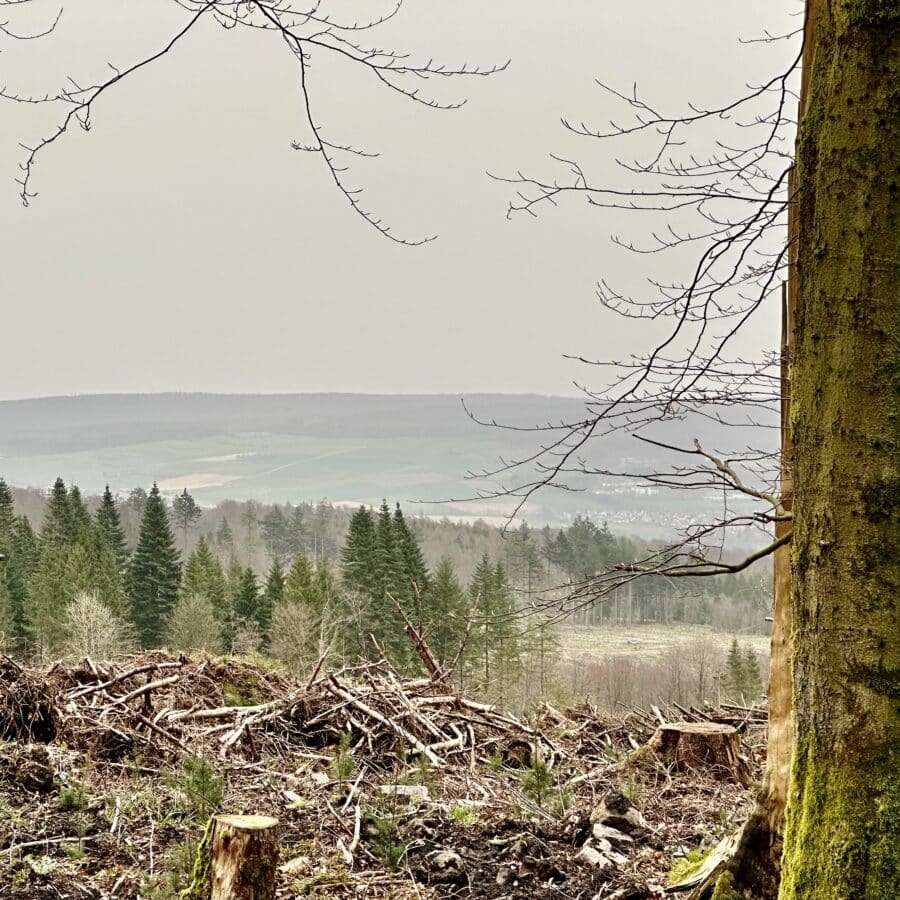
0 479 566 702
0 476 770 707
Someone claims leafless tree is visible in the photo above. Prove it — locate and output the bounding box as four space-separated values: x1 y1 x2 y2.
1 0 504 242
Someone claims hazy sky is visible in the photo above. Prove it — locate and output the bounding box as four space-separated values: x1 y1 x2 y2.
0 1 796 402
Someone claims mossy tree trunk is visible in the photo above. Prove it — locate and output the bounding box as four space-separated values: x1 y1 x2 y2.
780 2 900 897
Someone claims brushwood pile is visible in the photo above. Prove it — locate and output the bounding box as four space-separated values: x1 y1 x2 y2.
0 653 766 898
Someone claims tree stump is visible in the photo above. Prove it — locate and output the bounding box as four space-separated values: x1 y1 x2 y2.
206 814 279 900
647 722 751 785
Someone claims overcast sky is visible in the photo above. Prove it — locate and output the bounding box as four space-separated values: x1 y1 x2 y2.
0 1 796 402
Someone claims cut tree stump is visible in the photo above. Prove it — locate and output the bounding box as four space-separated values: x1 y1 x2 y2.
646 722 751 785
206 814 279 900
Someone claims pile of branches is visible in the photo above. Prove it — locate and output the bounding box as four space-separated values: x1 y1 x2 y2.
0 652 768 899
2 652 559 773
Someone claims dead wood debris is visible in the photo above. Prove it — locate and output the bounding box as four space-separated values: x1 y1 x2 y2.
0 652 766 899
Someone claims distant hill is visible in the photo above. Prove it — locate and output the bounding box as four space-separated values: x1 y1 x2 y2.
0 393 775 529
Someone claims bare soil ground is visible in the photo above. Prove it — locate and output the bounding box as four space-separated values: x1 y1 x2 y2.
0 653 764 899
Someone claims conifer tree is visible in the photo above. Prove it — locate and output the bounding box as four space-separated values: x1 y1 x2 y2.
284 553 316 606
67 485 92 540
65 530 128 618
233 567 270 640
341 506 377 598
261 506 290 563
182 536 227 614
373 500 412 667
286 504 306 559
0 571 14 649
171 488 202 551
264 558 286 608
216 517 234 549
723 637 748 702
392 503 429 595
468 555 496 688
95 485 129 574
425 558 469 668
5 515 37 638
41 477 74 551
490 562 522 699
25 548 70 658
743 647 762 702
127 483 182 648
0 478 14 542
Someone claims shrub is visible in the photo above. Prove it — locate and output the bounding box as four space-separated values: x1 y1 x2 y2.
165 595 223 656
63 592 135 660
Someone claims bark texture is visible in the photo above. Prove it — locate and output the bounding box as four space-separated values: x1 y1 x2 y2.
780 1 900 897
204 814 279 900
647 722 751 785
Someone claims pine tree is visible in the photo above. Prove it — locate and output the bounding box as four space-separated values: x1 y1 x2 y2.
171 488 202 551
127 484 182 648
95 485 129 574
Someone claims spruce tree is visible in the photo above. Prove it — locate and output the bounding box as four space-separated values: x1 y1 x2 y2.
373 500 412 667
426 558 469 667
171 488 202 551
6 515 37 638
723 637 747 701
67 485 92 540
0 570 14 649
286 504 306 559
264 558 286 608
61 534 127 618
284 553 316 606
41 477 74 551
25 548 70 657
261 506 290 563
743 648 762 702
341 506 377 598
127 483 182 648
95 485 129 574
216 517 234 549
182 536 227 614
393 503 429 595
0 478 14 543
233 567 270 640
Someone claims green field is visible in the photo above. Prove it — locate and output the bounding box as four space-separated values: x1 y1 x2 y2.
0 429 731 530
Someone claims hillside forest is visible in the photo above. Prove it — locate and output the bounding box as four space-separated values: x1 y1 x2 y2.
0 477 767 712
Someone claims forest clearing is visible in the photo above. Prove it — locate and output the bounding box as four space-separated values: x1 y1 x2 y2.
0 651 764 899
